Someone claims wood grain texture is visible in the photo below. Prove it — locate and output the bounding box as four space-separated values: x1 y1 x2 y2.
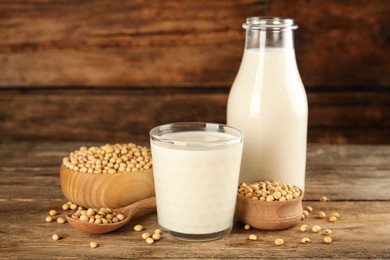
60 164 155 209
1 201 389 259
0 0 259 87
0 89 389 143
269 0 390 88
1 143 389 200
0 0 389 144
0 0 388 88
0 143 389 258
235 192 303 230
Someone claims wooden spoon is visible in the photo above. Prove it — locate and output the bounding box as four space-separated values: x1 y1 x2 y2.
66 197 156 234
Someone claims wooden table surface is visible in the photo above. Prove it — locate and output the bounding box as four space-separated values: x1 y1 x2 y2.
1 143 389 259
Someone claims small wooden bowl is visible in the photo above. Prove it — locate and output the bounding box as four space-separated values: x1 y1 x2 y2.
235 191 303 230
60 163 155 209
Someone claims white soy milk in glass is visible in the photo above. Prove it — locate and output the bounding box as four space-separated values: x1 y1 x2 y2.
150 123 243 241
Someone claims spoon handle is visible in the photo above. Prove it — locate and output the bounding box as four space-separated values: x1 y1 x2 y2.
121 197 156 216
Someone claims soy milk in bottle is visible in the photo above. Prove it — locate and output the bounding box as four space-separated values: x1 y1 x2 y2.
227 17 308 190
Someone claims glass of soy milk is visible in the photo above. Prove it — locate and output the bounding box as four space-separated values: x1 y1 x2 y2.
150 122 243 241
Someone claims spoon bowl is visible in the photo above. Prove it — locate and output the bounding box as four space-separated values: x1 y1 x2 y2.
66 197 156 234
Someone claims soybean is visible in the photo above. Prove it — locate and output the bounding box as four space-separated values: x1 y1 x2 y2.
152 233 161 241
323 229 332 235
274 238 284 246
249 234 257 240
305 206 313 212
57 217 66 224
70 204 78 210
312 225 321 233
62 203 70 211
318 211 326 219
319 196 329 202
324 236 333 244
300 224 309 232
142 232 151 239
63 143 152 174
134 224 143 231
72 207 124 225
49 210 57 216
238 181 302 202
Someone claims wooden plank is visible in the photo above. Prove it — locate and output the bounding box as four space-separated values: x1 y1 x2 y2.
307 144 390 167
0 143 389 258
0 199 389 258
1 143 389 201
0 89 228 142
308 128 390 144
305 166 390 201
1 143 387 168
2 165 389 201
0 0 388 88
0 0 258 87
271 0 390 88
0 89 389 143
0 142 390 168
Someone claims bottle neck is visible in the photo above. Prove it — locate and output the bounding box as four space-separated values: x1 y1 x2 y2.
245 29 295 50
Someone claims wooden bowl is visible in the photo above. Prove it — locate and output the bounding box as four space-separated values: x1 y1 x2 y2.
60 163 155 209
235 191 303 230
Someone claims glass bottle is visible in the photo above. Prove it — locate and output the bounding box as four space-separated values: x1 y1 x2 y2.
227 17 308 190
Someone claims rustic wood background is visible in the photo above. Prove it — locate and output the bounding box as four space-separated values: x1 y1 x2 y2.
0 0 389 144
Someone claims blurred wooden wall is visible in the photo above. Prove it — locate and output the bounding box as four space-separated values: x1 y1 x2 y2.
0 0 389 144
